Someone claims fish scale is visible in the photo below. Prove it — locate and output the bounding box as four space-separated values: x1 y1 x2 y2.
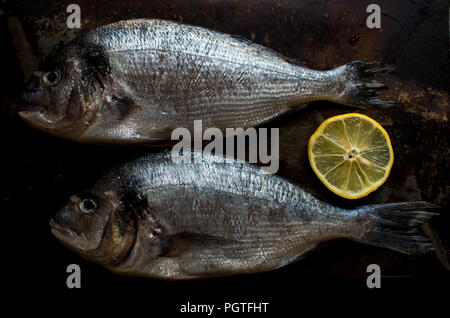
21 19 394 143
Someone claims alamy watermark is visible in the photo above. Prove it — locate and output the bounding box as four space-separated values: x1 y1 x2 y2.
366 264 381 288
66 4 81 29
66 3 382 30
66 264 81 288
366 4 381 29
171 120 279 174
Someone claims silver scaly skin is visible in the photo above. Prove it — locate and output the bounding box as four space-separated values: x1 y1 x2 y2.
20 19 393 144
50 152 438 279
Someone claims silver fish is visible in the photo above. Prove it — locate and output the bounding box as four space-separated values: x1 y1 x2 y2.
20 19 393 144
50 152 438 279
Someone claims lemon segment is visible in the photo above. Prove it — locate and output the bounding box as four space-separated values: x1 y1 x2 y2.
308 113 394 199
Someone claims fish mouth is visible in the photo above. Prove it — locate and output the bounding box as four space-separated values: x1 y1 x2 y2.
49 218 78 245
17 103 43 113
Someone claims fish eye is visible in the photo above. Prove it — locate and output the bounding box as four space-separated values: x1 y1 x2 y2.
42 70 61 86
79 198 97 215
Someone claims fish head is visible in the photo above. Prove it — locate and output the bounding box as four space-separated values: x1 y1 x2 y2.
19 42 109 140
50 177 136 266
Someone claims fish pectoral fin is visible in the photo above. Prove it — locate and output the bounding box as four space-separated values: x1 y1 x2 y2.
159 232 234 258
104 95 140 120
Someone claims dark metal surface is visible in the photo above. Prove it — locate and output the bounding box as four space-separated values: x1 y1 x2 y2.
0 0 448 300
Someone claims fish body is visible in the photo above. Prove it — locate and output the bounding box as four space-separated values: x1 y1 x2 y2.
50 152 437 279
20 19 393 144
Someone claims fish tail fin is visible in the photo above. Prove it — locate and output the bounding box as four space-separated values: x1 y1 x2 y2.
355 201 440 255
333 61 395 109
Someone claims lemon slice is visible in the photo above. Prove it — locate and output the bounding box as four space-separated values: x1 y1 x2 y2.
308 113 394 199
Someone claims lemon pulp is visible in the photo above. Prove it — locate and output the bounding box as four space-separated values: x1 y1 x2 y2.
308 113 394 199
